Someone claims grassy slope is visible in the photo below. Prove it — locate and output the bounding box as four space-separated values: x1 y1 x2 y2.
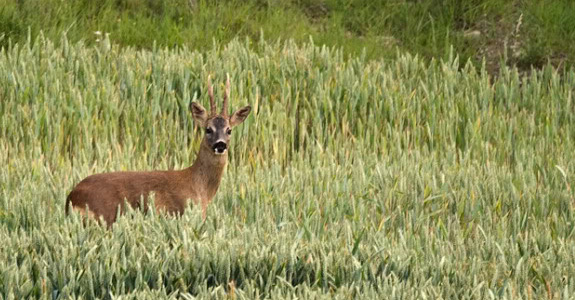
1 36 574 298
1 0 575 72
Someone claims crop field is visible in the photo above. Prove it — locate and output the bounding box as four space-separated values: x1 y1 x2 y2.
1 36 575 299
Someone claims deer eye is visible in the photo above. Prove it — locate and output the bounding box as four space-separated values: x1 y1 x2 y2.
205 128 213 134
226 129 232 135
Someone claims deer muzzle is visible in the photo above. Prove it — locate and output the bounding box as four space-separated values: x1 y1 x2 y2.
213 141 227 155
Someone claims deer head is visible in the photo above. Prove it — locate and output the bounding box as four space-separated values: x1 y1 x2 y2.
190 75 251 156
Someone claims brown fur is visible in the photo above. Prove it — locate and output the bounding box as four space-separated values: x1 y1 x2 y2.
66 144 226 225
66 79 251 227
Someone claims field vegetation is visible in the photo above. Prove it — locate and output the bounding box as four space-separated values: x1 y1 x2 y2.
1 34 575 298
2 0 575 72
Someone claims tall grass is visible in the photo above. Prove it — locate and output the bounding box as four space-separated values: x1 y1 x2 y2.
1 35 575 298
3 0 575 70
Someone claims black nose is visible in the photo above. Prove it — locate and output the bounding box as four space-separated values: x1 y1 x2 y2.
213 141 227 153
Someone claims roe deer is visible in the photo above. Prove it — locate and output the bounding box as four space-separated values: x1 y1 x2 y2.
65 76 251 226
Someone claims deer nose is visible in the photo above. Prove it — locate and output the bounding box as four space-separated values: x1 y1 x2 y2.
213 141 227 154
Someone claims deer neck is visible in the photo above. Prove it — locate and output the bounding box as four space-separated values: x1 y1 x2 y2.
186 144 228 201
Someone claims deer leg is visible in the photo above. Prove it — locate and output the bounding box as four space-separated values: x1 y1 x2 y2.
201 204 207 220
200 199 209 220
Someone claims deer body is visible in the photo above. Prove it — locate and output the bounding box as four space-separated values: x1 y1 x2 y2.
66 76 250 226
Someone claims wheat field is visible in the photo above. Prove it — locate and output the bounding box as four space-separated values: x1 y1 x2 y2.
1 36 574 299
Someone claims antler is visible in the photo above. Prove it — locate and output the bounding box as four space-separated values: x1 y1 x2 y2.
221 73 230 116
208 75 216 115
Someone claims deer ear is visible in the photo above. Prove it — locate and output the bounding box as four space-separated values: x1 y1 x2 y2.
190 102 208 126
230 105 251 127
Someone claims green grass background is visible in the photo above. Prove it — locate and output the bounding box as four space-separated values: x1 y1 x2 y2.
1 35 575 298
2 0 575 298
2 0 575 71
